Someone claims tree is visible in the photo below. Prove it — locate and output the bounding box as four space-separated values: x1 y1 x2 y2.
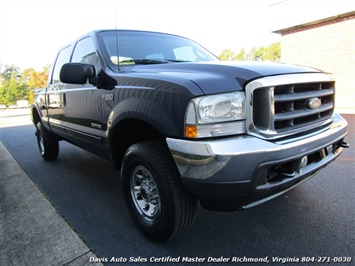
219 49 236 61
1 65 21 81
218 42 281 62
264 42 281 62
27 66 49 104
0 65 22 105
27 68 49 89
235 48 246 61
5 72 20 104
246 47 257 61
0 64 50 105
255 46 266 61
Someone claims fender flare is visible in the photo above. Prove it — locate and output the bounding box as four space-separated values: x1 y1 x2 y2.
107 97 182 141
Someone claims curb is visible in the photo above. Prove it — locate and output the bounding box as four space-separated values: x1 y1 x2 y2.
0 141 103 266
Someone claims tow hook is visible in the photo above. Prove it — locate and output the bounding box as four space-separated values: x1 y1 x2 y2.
337 141 350 149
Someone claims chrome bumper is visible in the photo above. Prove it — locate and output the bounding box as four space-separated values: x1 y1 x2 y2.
166 114 348 210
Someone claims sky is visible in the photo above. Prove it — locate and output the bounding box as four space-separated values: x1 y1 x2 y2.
0 0 354 71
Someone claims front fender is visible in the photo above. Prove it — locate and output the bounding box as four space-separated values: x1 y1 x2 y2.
107 97 181 138
106 81 196 139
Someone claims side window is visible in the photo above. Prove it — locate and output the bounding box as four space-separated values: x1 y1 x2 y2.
71 37 100 74
51 46 71 84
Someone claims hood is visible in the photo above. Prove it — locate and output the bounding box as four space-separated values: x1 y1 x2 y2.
130 61 322 94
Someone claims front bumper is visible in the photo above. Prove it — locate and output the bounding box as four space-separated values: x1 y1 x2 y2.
166 113 348 211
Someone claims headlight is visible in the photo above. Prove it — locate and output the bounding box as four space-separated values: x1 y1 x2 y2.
196 93 245 123
185 92 246 138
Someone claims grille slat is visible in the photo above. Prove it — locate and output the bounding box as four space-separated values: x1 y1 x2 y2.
274 88 333 102
274 102 334 121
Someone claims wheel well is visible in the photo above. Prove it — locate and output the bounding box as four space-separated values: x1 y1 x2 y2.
111 119 165 170
31 107 41 125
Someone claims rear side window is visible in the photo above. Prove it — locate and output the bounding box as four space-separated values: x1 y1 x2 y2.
51 46 71 84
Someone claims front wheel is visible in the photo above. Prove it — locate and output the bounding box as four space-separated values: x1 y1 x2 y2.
121 140 197 242
35 122 59 161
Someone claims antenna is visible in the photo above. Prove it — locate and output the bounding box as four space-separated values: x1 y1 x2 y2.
114 0 121 72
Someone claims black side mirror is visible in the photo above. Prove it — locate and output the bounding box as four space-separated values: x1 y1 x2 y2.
60 63 95 84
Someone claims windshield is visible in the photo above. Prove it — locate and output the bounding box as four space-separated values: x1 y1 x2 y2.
99 30 219 68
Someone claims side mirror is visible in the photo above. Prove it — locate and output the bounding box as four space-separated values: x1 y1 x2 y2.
60 63 95 84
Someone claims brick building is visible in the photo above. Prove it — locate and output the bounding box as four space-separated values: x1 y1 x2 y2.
274 11 355 113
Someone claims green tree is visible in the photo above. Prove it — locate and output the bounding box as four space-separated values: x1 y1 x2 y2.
255 46 266 61
1 65 21 81
235 48 246 61
219 49 236 61
264 42 281 62
0 65 21 105
220 42 281 62
5 72 20 104
0 64 50 105
246 47 257 61
0 84 6 105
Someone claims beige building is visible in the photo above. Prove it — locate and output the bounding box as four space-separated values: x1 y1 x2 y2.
274 11 355 113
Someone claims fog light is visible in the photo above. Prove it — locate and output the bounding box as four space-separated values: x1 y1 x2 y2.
300 156 308 168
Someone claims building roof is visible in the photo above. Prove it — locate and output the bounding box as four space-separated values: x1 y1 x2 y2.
273 10 355 35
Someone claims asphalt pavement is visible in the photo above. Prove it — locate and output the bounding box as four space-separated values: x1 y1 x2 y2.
0 141 104 266
0 109 354 265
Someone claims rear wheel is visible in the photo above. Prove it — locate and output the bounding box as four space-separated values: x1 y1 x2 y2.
121 140 197 242
35 122 59 160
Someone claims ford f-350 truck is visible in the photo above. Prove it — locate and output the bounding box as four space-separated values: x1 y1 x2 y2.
31 30 349 242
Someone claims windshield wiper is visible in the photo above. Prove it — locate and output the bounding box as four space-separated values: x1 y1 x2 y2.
119 59 191 65
119 59 168 65
163 59 191 63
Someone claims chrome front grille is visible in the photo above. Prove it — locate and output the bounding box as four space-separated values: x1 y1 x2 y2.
273 82 334 131
246 73 335 139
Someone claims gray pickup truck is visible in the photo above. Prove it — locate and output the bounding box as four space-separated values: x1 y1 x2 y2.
31 30 349 242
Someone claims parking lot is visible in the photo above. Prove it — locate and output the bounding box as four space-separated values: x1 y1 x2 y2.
0 110 354 265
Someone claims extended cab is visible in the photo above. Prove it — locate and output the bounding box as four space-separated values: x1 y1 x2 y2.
31 30 349 242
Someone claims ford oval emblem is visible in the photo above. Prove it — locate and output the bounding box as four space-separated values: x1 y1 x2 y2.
306 98 321 110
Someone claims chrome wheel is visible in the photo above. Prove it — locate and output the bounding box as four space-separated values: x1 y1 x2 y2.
130 165 161 221
122 141 197 242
